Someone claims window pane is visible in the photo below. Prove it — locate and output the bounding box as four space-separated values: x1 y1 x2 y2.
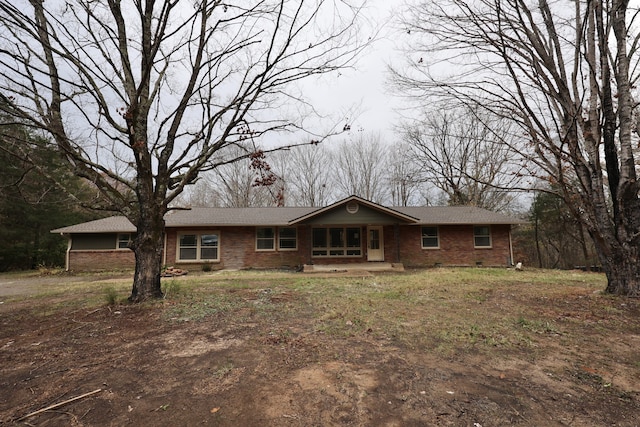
279 227 297 249
369 229 380 250
313 227 362 257
423 238 438 247
474 226 490 236
179 233 219 260
279 240 296 249
256 227 275 250
201 247 218 260
201 234 218 247
474 226 491 247
346 228 360 248
180 248 197 260
279 227 296 238
329 228 343 248
257 227 275 239
257 239 274 250
118 233 131 249
312 228 327 248
475 236 491 247
180 234 197 246
200 234 219 259
422 226 437 236
422 227 439 248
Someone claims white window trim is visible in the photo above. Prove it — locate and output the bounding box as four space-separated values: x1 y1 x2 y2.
256 227 276 252
473 225 492 248
421 226 440 249
278 227 298 251
117 233 133 250
176 231 220 262
312 226 362 258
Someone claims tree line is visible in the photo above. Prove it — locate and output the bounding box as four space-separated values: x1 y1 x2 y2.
0 107 100 271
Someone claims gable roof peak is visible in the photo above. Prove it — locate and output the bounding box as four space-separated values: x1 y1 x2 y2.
288 195 420 224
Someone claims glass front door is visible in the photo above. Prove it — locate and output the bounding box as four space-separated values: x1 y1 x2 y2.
367 226 384 261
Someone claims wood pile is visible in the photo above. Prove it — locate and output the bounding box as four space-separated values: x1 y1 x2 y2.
161 266 188 277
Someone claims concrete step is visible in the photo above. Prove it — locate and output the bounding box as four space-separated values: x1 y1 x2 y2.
302 262 404 273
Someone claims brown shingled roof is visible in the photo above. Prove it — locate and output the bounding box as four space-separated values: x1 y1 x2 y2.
52 201 525 234
394 206 526 225
51 216 136 234
164 207 316 227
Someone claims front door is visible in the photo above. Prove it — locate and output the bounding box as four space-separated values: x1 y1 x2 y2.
367 226 384 261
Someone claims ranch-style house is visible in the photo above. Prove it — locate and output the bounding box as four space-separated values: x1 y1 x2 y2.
52 195 525 272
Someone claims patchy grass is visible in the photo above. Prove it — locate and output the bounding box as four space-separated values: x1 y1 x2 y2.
1 268 638 426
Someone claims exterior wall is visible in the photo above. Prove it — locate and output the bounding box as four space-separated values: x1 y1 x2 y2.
165 224 513 269
68 250 136 271
165 226 310 271
66 223 513 271
398 224 512 267
71 233 120 250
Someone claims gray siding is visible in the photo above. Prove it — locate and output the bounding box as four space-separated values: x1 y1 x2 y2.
71 234 118 250
302 204 407 225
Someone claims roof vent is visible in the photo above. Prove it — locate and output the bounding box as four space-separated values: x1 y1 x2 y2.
346 201 359 214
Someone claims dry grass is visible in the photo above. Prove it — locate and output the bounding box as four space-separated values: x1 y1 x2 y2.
2 267 639 426
0 266 623 364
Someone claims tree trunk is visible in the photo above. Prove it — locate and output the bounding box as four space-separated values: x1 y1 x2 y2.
129 213 165 302
603 247 640 297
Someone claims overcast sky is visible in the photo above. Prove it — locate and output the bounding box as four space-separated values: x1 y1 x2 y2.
302 0 404 144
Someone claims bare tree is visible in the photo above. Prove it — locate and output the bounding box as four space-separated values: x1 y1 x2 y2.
401 105 523 211
391 0 640 296
274 145 334 206
0 0 370 301
333 132 389 203
185 150 277 208
213 144 281 207
386 141 422 206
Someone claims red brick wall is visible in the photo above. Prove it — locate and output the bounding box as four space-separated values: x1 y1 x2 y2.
398 224 512 267
69 224 514 271
68 250 135 271
164 224 514 269
165 226 310 271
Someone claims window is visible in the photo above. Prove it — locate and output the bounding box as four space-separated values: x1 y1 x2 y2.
200 234 219 259
421 226 439 248
178 232 219 261
117 233 133 249
474 226 491 248
312 228 328 256
278 227 297 250
256 227 275 250
345 227 361 255
312 227 361 257
329 228 344 255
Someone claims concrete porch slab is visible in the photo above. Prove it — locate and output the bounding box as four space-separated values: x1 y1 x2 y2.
302 262 404 273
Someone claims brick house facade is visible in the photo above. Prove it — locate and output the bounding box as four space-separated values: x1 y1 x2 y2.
53 196 524 272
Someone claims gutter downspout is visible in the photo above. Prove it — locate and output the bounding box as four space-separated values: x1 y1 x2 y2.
62 233 71 271
163 232 168 267
508 227 514 266
395 224 400 262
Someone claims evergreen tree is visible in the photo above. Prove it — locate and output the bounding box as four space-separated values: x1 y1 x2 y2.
0 112 98 270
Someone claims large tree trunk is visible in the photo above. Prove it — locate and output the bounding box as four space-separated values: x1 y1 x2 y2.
129 212 165 302
603 248 640 297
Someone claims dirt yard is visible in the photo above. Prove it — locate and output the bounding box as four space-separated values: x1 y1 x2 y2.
0 269 639 426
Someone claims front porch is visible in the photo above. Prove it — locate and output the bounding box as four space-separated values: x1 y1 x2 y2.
302 262 404 273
